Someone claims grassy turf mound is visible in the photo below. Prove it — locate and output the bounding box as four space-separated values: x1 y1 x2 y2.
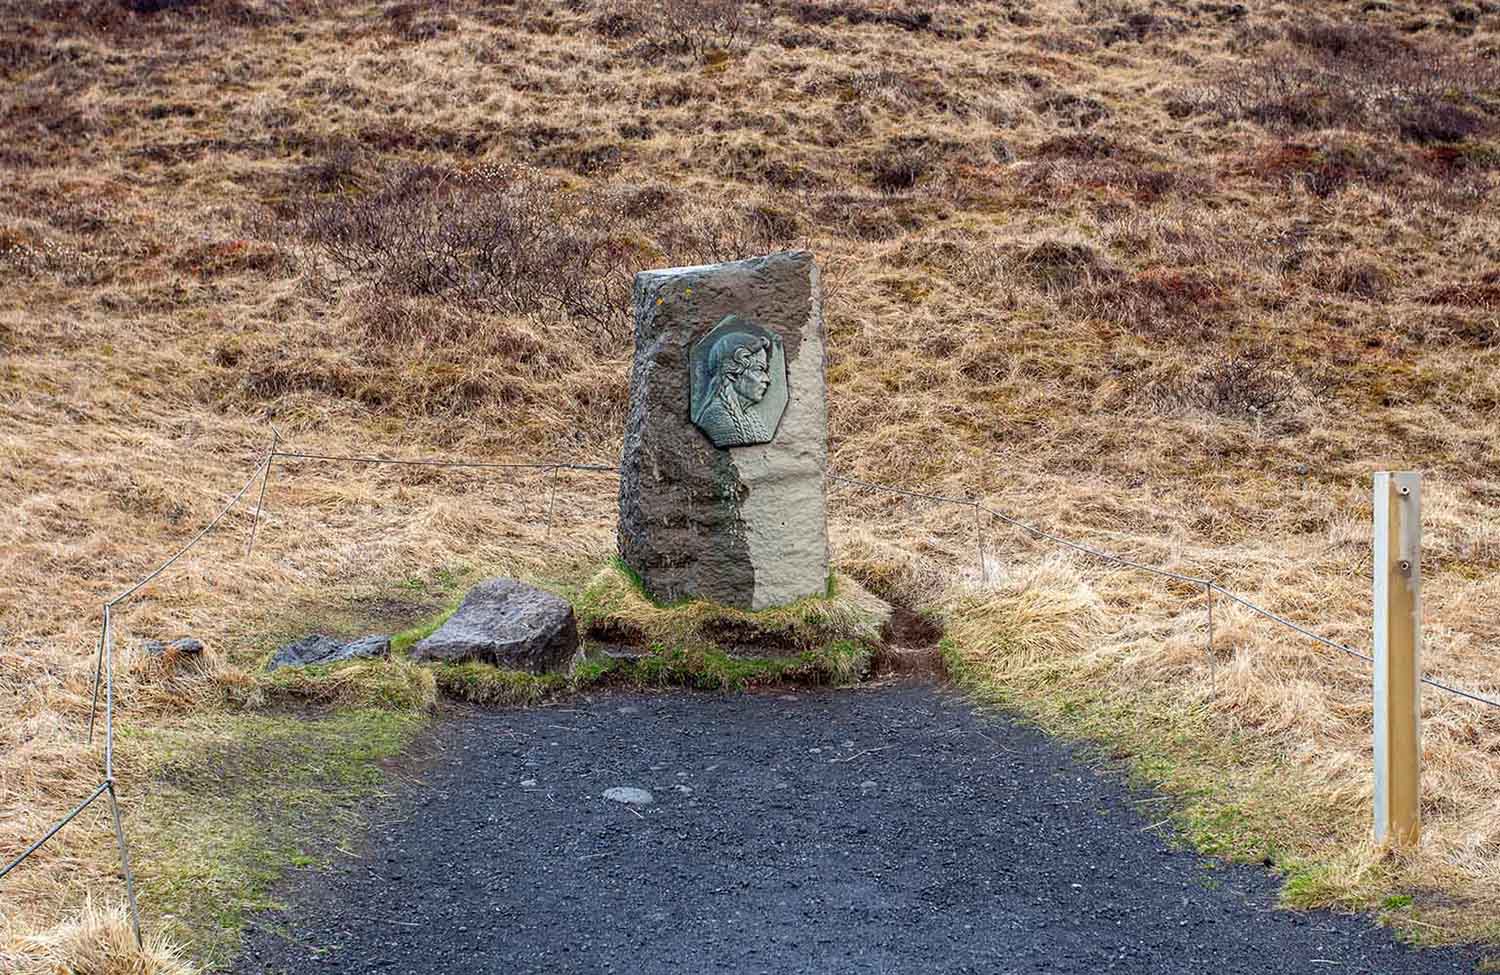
571 560 891 690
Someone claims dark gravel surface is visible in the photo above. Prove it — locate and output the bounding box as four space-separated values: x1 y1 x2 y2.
236 682 1481 974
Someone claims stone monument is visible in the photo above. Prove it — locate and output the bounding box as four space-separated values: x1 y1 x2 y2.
618 251 829 610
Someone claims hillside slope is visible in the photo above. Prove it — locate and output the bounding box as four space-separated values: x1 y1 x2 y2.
2 0 1498 963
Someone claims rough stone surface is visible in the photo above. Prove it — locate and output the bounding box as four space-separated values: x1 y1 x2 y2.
409 578 577 673
618 251 829 610
267 633 390 671
143 637 204 657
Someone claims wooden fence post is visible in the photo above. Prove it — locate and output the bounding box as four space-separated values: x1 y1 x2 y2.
1373 471 1421 846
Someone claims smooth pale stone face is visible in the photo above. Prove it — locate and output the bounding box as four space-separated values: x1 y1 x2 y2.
618 251 830 611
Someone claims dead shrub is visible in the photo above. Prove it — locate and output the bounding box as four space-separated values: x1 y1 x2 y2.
1418 142 1500 176
1122 266 1223 318
1244 140 1397 197
1149 351 1294 422
1056 262 1228 334
787 1 947 35
1034 91 1112 129
1209 21 1500 145
1321 258 1392 302
1422 274 1500 310
1035 133 1125 161
31 0 323 31
1394 98 1486 146
812 191 929 241
1076 1 1193 46
868 144 932 192
602 0 770 58
1016 238 1118 292
296 166 637 349
645 196 805 265
1022 158 1185 204
170 238 288 279
383 2 458 43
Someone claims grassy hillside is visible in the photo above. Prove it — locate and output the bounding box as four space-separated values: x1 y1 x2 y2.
2 0 1499 966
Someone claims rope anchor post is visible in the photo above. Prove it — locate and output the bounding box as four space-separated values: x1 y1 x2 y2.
545 465 560 540
1373 471 1421 847
973 502 987 584
245 430 279 559
1205 580 1215 686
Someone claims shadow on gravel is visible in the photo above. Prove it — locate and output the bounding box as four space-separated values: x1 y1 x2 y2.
235 683 1482 975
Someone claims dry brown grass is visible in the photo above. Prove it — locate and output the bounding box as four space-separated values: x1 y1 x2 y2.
2 0 1499 961
2 898 196 975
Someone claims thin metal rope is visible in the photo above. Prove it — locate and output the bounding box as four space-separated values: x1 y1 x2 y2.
826 473 975 507
1209 585 1374 664
828 469 1497 709
981 504 1211 587
1421 675 1500 709
0 781 110 881
272 450 615 473
107 450 272 607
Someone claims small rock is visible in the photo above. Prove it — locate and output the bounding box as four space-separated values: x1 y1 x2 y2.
267 633 390 671
616 705 640 715
520 779 538 788
860 780 878 795
143 637 204 657
604 787 653 806
410 578 577 673
674 785 694 795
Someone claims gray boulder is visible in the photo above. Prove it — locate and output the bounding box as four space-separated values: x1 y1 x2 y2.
143 637 204 657
409 579 577 673
267 633 390 671
618 251 830 610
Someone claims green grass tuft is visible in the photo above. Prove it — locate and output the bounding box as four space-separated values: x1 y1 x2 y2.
257 657 438 712
617 638 873 691
430 661 567 705
125 708 426 969
390 604 459 655
576 560 890 655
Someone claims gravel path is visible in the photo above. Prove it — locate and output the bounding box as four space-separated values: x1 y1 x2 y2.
236 682 1481 974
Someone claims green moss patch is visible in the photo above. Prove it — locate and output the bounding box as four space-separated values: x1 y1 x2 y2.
258 657 438 712
575 559 889 657
124 709 426 970
430 661 566 705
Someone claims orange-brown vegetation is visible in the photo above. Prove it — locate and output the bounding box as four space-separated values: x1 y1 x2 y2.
3 0 1499 964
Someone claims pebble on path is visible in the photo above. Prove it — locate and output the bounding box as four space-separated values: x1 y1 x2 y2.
604 786 654 806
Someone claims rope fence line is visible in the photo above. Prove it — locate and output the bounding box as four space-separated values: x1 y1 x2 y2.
828 470 1498 710
269 450 617 472
4 436 626 944
6 439 1499 951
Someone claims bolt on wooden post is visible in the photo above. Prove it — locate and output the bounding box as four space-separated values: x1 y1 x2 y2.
1372 471 1421 846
